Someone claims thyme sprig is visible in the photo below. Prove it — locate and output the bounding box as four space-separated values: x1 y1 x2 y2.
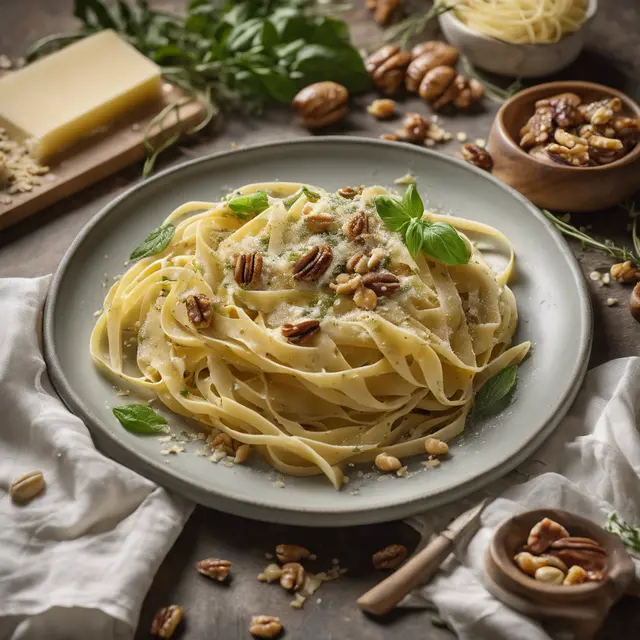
606 513 640 554
383 1 454 47
541 208 640 267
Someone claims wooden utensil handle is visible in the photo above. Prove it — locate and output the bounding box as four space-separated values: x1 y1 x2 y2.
357 535 453 616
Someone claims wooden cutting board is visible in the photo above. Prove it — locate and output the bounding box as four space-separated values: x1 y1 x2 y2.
0 84 207 231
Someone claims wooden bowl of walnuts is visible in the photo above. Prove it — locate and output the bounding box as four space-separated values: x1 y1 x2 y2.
485 508 637 628
487 81 640 211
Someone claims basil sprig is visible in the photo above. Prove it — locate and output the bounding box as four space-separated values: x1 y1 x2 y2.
112 404 169 434
227 191 270 218
374 185 470 265
473 365 518 417
129 224 175 260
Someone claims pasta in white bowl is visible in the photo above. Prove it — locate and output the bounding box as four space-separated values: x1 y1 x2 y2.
91 181 530 489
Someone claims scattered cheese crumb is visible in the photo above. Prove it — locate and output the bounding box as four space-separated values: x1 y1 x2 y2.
589 271 602 281
115 388 130 397
131 123 141 132
606 298 618 306
424 138 435 147
309 553 317 561
394 172 415 185
161 445 185 455
0 128 49 195
422 458 441 469
93 309 103 317
230 141 238 149
316 598 322 604
601 273 611 285
455 132 468 142
396 466 408 477
265 552 274 560
273 480 286 488
162 83 173 93
290 593 306 609
430 115 439 123
474 138 486 148
158 435 173 443
208 449 227 463
0 54 12 70
342 476 350 485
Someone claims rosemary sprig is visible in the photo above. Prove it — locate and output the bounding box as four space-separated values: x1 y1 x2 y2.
459 57 523 104
541 209 640 267
606 513 640 553
383 1 454 47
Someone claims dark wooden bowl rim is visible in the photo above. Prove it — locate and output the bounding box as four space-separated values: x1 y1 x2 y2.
495 81 640 172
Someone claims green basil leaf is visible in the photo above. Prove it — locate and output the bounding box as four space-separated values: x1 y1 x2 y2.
311 17 350 47
130 224 175 260
405 219 424 258
421 222 470 265
473 365 518 417
112 404 169 434
402 184 424 219
270 8 307 42
257 20 279 51
374 195 409 232
228 191 269 217
254 68 296 103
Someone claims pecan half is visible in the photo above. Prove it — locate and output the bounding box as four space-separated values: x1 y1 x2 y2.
195 557 232 582
366 0 403 26
411 40 459 61
249 616 283 639
292 245 333 280
151 605 183 639
406 42 459 92
281 320 321 345
276 544 311 563
338 185 363 199
418 65 456 103
548 536 607 572
461 143 493 171
365 45 411 96
234 252 263 286
280 562 305 591
526 518 569 554
343 210 369 241
362 272 400 297
372 543 408 569
185 294 212 328
292 82 349 129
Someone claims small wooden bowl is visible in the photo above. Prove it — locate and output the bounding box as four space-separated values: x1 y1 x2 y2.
485 508 636 635
487 81 640 212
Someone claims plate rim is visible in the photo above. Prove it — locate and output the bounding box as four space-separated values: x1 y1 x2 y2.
43 136 593 526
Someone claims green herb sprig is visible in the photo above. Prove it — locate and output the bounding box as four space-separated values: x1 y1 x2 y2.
374 185 470 265
130 223 175 260
606 513 640 553
473 365 518 417
227 191 270 218
113 403 169 434
26 0 369 176
383 0 454 47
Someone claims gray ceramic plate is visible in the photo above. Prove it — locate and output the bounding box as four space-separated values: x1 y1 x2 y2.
44 137 592 526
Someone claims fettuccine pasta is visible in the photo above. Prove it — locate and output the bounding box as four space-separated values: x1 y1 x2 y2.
91 182 530 488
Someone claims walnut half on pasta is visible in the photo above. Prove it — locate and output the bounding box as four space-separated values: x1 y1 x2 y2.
91 182 530 488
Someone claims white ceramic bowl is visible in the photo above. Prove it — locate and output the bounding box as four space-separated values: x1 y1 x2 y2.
438 0 598 78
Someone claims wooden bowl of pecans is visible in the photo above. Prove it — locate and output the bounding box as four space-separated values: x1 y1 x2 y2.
487 81 640 211
485 509 636 628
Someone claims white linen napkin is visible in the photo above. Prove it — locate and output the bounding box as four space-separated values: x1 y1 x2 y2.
0 277 194 640
404 356 640 639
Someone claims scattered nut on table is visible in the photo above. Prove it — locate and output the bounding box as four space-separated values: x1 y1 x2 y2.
372 543 408 570
10 470 46 504
195 557 232 582
406 41 459 93
249 615 283 639
630 283 640 322
611 260 640 283
418 65 484 110
366 0 403 26
280 562 305 591
461 143 493 171
365 45 411 96
367 98 396 119
292 82 349 129
151 605 184 639
276 543 311 564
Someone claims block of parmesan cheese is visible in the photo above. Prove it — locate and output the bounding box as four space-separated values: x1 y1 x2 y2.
0 30 162 161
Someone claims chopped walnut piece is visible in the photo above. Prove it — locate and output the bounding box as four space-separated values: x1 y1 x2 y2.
249 615 283 639
367 98 396 119
611 261 640 283
276 544 311 564
520 108 554 148
280 562 305 591
151 605 184 639
396 112 430 143
554 128 587 149
372 543 408 569
546 143 590 167
281 320 321 345
185 294 212 328
353 284 378 310
526 518 569 554
375 452 402 472
343 210 369 241
195 558 232 582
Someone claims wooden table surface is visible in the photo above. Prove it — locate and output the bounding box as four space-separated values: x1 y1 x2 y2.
1 1 639 639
